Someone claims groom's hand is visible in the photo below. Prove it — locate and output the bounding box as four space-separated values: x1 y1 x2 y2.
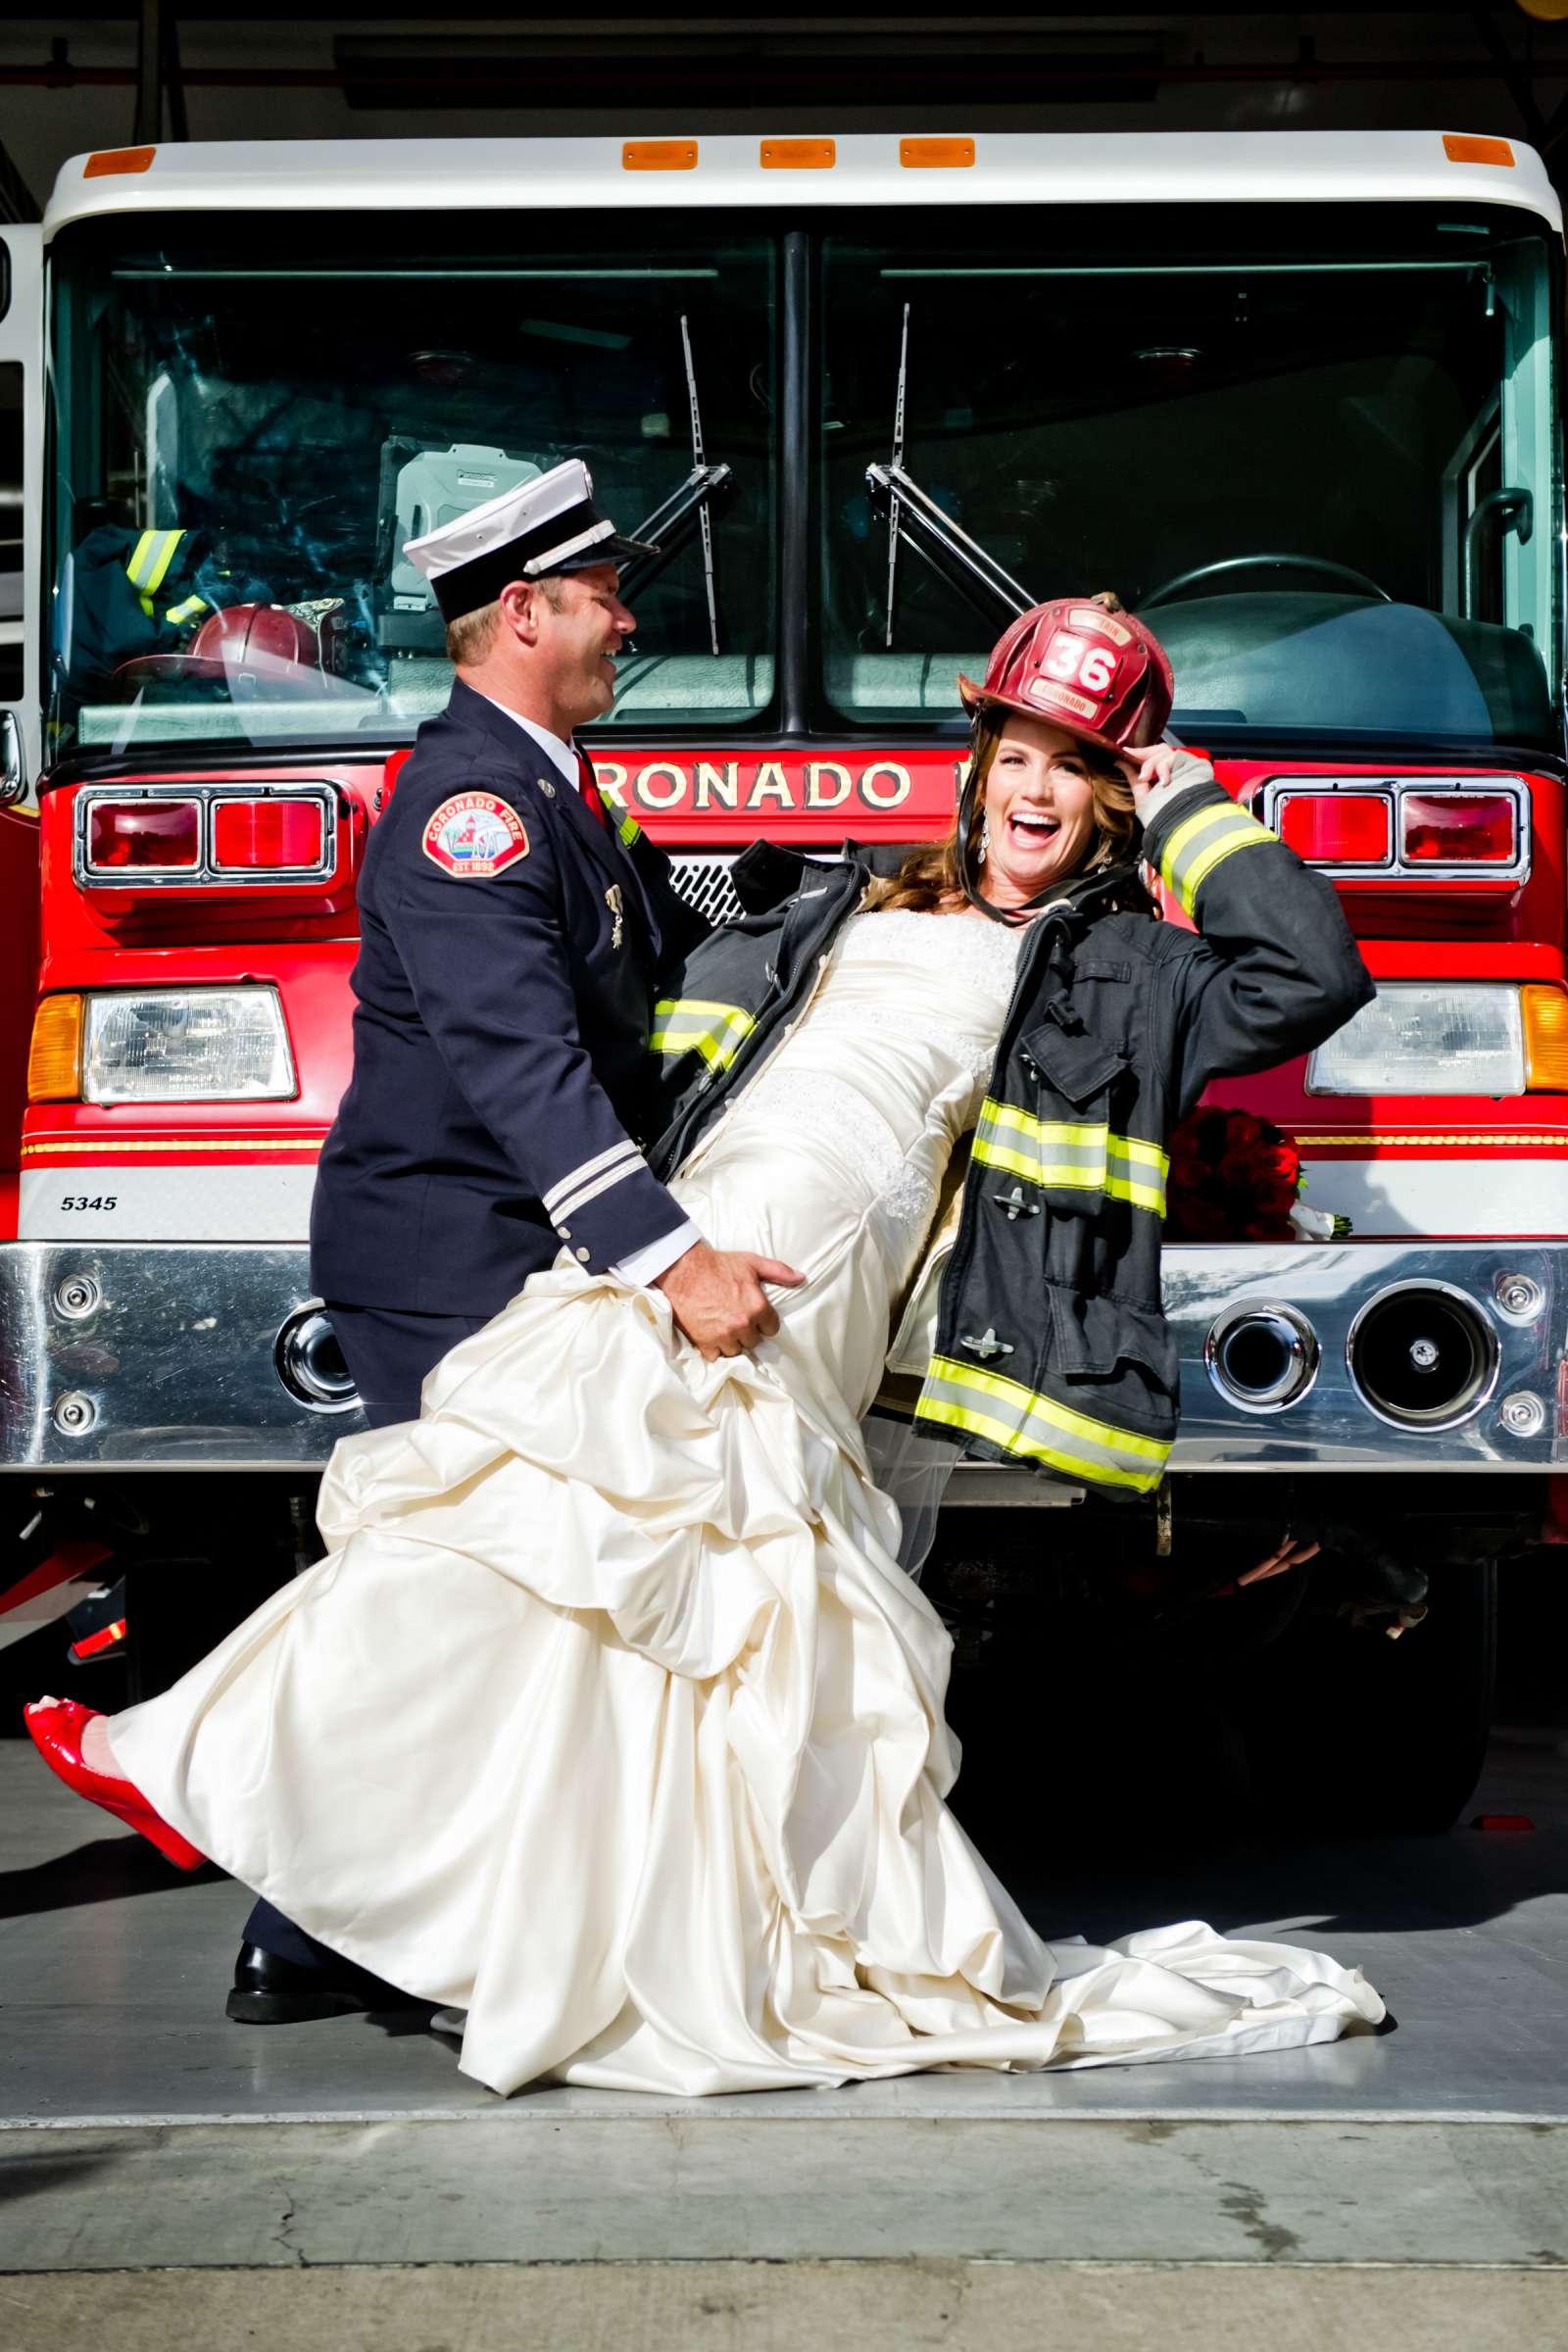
656 1241 806 1358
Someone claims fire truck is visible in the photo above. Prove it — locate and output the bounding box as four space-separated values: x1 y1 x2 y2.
0 128 1562 1828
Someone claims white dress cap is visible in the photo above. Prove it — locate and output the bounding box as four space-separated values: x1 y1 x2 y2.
403 457 660 622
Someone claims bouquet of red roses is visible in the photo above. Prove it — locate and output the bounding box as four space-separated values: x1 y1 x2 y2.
1165 1107 1313 1243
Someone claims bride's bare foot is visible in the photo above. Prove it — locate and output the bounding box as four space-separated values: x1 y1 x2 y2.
81 1711 128 1781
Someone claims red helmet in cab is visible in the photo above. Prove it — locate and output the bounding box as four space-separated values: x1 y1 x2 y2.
958 597 1174 761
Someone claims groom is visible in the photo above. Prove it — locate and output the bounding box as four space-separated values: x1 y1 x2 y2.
230 460 802 2026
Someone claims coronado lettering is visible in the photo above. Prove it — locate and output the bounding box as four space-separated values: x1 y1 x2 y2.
582 756 964 818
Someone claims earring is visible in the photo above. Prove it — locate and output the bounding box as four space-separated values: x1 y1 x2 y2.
978 817 991 863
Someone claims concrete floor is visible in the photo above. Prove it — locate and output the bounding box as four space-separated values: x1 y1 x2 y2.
4 1733 1568 2339
5 1737 1568 2129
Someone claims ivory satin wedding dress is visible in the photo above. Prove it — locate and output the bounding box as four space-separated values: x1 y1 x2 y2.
113 908 1383 2096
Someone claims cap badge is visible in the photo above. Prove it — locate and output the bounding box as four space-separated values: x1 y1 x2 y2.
422 792 529 878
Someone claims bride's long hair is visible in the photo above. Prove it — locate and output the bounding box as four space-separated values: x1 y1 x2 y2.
865 723 1139 916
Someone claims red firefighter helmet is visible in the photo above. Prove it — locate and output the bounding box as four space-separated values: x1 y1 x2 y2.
181 604 320 676
113 603 337 696
958 597 1174 761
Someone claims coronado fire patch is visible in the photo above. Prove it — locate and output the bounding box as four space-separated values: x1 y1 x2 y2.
422 793 529 878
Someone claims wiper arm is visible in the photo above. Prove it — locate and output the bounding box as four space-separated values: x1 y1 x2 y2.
882 303 911 649
866 461 1036 632
870 300 1034 643
619 462 733 611
618 313 729 654
682 313 719 660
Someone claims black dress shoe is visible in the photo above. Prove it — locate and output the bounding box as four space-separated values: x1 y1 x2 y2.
225 1939 428 2025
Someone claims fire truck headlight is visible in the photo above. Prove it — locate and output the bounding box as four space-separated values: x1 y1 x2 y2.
81 987 296 1104
1307 984 1544 1097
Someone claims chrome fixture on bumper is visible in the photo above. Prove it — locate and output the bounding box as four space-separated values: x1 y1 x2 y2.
1163 1241 1565 1470
0 1240 1561 1474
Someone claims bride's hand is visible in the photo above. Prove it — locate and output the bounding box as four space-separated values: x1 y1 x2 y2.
656 1240 806 1359
1118 743 1215 817
1118 742 1180 812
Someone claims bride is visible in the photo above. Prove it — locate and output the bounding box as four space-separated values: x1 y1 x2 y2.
26 599 1384 2097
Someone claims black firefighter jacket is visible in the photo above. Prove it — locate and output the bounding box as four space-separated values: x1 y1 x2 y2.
647 774 1375 1496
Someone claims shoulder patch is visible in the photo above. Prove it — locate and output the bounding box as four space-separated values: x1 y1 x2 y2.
421 792 529 878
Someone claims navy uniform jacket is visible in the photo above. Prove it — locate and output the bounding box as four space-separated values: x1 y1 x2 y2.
312 679 707 1316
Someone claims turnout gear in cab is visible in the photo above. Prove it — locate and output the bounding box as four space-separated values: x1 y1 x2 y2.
313 679 709 1317
647 767 1374 1496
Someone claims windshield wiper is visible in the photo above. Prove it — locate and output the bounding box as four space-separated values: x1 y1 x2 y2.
866 301 1035 640
617 314 730 654
866 462 1035 634
881 302 911 649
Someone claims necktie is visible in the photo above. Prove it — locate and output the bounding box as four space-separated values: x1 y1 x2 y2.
574 748 610 831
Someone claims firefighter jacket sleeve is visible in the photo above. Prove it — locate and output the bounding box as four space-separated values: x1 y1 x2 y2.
387 776 693 1276
1140 774 1376 1119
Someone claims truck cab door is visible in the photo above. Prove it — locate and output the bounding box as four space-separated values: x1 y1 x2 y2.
0 226 43 1240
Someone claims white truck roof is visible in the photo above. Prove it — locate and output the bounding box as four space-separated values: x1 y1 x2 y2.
42 129 1562 237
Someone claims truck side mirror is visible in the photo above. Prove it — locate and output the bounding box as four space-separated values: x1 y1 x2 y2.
0 710 28 808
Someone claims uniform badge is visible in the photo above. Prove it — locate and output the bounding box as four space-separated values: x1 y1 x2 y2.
421 792 529 878
605 883 625 951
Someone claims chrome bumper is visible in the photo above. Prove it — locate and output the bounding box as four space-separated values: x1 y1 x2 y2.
0 1240 1562 1476
0 1243 363 1470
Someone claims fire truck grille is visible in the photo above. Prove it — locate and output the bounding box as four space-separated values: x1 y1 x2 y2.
668 854 743 927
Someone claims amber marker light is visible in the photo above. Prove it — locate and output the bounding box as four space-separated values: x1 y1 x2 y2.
1523 985 1568 1090
901 137 976 169
1442 134 1516 167
760 139 836 169
27 996 84 1103
84 147 156 177
623 141 698 171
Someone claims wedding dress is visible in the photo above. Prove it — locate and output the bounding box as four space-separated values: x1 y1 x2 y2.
113 907 1383 2096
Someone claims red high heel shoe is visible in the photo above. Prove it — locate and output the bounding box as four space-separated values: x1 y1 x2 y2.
24 1698 206 1872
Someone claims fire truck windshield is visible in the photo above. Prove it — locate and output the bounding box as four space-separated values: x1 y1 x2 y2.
45 217 776 757
823 203 1562 756
43 201 1561 763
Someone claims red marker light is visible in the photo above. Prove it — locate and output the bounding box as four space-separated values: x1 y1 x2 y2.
85 798 200 871
211 799 326 871
1401 792 1516 863
70 1617 127 1663
1277 793 1392 863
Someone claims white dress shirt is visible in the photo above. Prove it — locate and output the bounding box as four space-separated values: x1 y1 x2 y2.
479 694 700 1289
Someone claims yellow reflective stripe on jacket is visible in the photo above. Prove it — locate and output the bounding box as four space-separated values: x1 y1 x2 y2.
124 528 187 616
615 811 642 851
973 1097 1168 1215
163 594 209 626
1158 797 1276 917
917 1352 1171 1494
1104 1136 1167 1213
650 997 756 1070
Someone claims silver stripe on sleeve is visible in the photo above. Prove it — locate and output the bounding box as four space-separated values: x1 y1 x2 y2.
552 1152 650 1223
543 1139 641 1217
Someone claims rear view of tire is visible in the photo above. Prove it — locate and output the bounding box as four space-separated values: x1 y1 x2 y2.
1242 1556 1496 1836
